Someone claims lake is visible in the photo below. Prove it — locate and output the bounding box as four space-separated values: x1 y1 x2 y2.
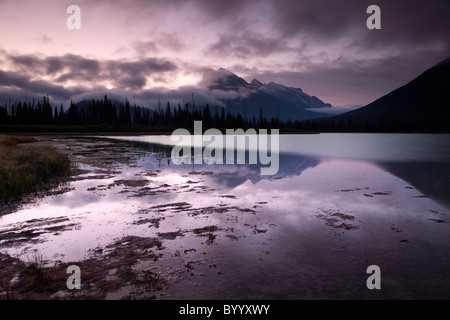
1 133 449 299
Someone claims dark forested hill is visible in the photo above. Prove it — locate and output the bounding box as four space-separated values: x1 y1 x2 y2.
302 57 450 132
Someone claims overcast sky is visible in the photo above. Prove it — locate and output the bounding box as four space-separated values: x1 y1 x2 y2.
0 0 448 108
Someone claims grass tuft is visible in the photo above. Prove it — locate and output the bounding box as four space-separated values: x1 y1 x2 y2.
26 251 48 285
0 135 70 203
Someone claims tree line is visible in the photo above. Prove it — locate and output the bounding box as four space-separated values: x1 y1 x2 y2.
1 95 447 132
0 95 297 131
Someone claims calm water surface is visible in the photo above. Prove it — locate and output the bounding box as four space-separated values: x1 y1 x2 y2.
0 134 449 299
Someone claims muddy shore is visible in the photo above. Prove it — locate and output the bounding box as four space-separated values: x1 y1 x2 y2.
0 136 280 299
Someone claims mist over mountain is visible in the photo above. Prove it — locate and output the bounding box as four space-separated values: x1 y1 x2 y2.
49 68 335 122
199 68 333 121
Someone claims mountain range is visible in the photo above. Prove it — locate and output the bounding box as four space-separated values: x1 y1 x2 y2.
3 56 449 132
69 68 334 122
199 68 332 121
203 57 450 130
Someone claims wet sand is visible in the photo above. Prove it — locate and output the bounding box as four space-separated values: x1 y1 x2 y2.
1 136 450 300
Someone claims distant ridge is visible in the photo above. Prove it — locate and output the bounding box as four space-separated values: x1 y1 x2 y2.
303 57 450 132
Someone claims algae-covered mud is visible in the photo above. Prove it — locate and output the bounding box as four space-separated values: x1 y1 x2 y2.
1 134 450 299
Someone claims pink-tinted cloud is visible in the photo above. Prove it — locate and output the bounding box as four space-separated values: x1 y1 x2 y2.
0 0 448 106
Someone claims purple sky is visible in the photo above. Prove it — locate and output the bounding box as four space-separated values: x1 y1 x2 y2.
0 0 448 108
